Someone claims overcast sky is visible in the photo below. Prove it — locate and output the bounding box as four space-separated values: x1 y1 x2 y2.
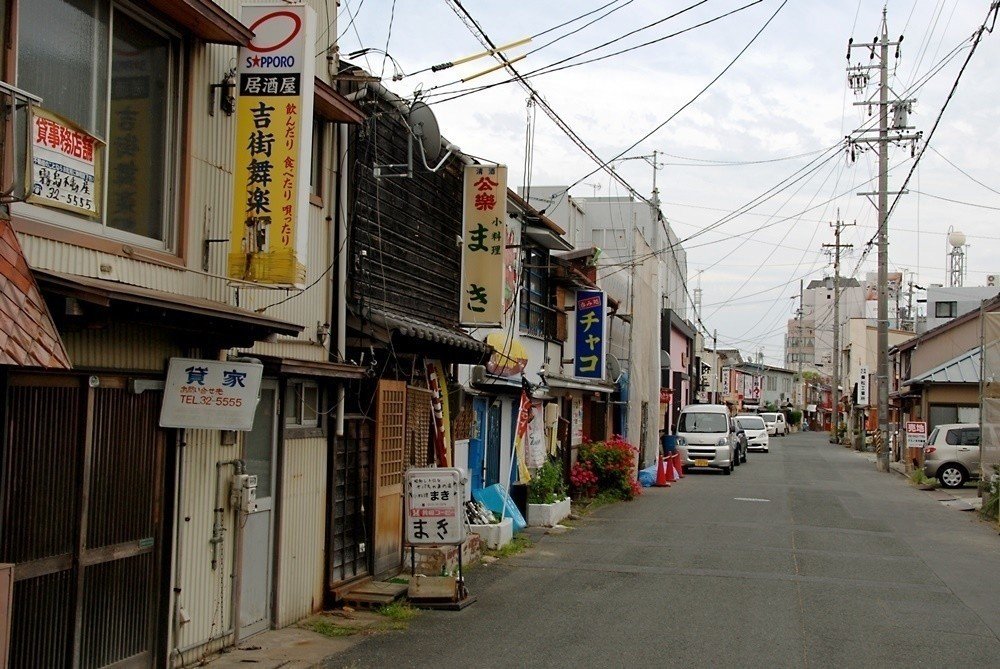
334 0 1000 365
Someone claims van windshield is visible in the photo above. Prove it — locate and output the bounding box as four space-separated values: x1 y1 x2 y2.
678 412 728 433
736 416 766 430
761 413 778 422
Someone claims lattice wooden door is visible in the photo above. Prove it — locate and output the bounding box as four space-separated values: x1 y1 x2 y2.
373 380 406 578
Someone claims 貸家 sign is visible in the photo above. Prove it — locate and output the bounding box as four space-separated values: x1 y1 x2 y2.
228 4 316 286
460 164 507 326
404 468 466 546
159 358 264 431
905 421 927 450
574 289 607 380
27 107 103 217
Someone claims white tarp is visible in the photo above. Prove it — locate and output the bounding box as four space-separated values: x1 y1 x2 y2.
982 312 1000 476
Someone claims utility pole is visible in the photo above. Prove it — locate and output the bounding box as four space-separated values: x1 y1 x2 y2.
846 9 921 471
713 329 718 402
823 214 854 445
797 279 804 408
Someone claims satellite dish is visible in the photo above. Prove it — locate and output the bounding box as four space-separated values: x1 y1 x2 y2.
409 101 442 163
947 230 966 248
607 354 623 384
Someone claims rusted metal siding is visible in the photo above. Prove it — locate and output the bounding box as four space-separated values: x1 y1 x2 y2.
275 436 326 628
172 429 238 665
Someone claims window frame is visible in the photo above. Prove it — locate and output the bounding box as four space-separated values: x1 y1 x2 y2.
284 380 320 428
518 242 554 338
12 0 185 253
934 301 957 318
309 116 325 203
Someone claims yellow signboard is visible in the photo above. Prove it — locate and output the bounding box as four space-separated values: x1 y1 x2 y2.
229 4 315 286
460 164 507 326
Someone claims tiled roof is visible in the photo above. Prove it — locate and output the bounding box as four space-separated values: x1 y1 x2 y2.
0 219 70 369
904 346 980 386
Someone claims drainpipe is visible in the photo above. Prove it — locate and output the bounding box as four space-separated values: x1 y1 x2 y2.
170 430 187 663
335 123 348 437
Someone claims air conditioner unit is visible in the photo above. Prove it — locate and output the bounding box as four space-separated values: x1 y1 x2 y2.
988 274 999 287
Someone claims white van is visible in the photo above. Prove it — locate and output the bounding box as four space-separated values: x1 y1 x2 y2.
675 404 737 475
761 412 787 436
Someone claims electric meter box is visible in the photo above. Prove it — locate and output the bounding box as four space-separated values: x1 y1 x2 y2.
231 474 259 513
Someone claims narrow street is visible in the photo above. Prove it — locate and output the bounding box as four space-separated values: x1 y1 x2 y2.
326 432 1000 668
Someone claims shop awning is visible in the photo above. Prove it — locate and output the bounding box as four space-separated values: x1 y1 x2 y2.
523 224 573 251
314 78 366 125
34 269 302 348
256 355 366 380
545 374 615 394
360 307 488 363
148 0 254 46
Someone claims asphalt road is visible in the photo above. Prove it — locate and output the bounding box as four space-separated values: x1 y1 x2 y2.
326 432 1000 668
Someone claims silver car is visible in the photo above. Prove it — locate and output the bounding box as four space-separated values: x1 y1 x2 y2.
923 423 980 489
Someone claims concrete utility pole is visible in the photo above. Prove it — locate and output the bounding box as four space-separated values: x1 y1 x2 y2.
823 214 854 444
797 279 804 408
713 329 718 402
846 9 920 472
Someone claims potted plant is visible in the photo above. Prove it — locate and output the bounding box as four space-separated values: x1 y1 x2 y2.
787 409 802 433
527 458 571 527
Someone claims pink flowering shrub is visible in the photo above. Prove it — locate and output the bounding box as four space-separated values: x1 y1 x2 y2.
572 435 641 500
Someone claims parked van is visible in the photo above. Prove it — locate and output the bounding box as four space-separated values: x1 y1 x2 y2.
676 404 738 475
761 412 788 436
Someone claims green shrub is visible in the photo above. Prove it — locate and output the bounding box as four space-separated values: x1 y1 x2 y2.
572 435 640 501
787 409 802 427
528 458 567 504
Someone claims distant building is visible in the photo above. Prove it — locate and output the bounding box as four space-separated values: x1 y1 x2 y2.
785 276 864 373
921 284 1000 332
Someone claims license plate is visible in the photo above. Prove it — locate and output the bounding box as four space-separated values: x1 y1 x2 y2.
694 459 709 467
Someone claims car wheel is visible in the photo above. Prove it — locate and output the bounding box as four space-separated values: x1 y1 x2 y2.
733 450 740 467
723 465 732 475
740 447 747 464
938 464 967 489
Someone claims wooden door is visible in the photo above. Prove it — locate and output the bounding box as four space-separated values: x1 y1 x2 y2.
373 381 405 579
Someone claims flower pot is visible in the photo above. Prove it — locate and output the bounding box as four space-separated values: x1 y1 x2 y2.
527 496 571 527
470 517 513 550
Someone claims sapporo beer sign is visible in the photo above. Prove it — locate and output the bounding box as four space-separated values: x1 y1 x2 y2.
229 4 315 287
460 164 507 327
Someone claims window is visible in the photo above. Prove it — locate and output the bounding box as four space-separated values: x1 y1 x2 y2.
310 119 325 197
519 244 553 337
17 0 180 249
285 381 320 427
945 429 961 445
934 301 958 318
961 428 980 446
677 412 728 433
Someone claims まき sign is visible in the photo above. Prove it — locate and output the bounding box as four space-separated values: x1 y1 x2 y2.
27 107 103 217
228 4 315 287
405 468 466 546
574 290 607 380
460 164 507 327
159 358 264 431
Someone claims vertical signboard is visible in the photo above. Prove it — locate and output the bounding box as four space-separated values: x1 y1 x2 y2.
460 164 507 326
27 108 103 217
574 289 607 380
229 4 316 286
857 365 869 406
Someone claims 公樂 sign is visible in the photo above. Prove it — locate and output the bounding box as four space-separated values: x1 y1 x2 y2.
405 468 466 546
159 358 264 431
459 164 507 327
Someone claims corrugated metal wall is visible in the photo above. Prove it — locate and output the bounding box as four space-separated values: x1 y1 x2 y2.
60 322 181 371
275 436 327 627
173 430 239 666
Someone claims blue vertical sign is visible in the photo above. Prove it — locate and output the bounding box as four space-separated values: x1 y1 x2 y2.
574 289 607 380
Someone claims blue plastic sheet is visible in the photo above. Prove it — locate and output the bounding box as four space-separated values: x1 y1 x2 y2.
473 484 527 531
638 464 659 487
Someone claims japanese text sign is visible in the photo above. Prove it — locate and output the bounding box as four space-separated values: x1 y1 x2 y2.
905 421 927 450
27 107 103 217
229 4 316 287
159 357 264 431
574 290 607 380
404 468 466 546
460 164 507 326
857 366 869 406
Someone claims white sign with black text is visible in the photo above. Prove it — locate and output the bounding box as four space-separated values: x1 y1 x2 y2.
857 366 869 406
405 468 466 546
159 357 264 431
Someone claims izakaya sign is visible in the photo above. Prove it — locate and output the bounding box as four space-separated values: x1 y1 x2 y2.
229 4 316 286
27 108 103 217
159 358 264 431
460 164 507 326
574 289 607 380
404 468 466 545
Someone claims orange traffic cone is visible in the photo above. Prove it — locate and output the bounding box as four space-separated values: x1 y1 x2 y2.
672 452 685 479
655 454 670 487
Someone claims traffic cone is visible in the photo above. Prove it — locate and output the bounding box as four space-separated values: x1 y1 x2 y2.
671 452 685 479
655 454 670 487
665 456 678 483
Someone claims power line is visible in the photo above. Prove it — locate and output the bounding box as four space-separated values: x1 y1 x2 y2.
928 145 1000 197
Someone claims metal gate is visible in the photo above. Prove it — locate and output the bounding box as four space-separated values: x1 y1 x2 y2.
328 417 372 586
0 374 165 668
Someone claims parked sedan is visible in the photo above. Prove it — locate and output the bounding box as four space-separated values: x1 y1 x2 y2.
735 415 770 453
923 423 980 489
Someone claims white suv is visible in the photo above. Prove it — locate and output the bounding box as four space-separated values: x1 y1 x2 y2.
676 404 737 475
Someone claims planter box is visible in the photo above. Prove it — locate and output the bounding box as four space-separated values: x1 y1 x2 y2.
470 517 513 550
405 534 482 576
527 497 571 527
